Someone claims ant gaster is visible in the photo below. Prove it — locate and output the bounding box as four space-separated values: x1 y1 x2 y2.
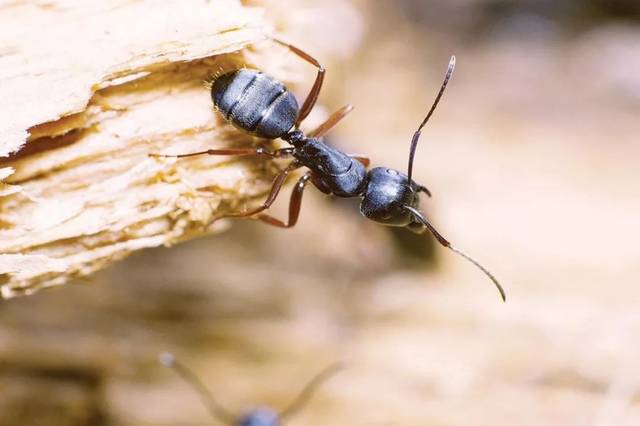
159 352 341 426
150 39 506 301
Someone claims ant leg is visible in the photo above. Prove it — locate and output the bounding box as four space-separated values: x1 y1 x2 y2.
149 147 294 159
350 155 370 167
255 172 313 228
217 161 303 220
307 104 354 138
272 38 325 126
416 185 432 197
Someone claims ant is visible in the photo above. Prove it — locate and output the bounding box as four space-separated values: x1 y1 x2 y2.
159 352 341 426
150 39 506 301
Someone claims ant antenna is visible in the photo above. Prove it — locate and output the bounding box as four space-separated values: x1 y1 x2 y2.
279 363 344 420
159 352 235 424
407 55 456 185
403 206 506 302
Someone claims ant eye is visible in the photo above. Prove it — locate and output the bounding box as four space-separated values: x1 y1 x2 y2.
385 168 399 175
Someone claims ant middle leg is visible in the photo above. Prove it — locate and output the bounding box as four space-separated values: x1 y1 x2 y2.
350 155 370 167
149 147 294 159
216 161 303 220
305 105 368 166
272 38 325 126
256 172 313 228
307 104 354 138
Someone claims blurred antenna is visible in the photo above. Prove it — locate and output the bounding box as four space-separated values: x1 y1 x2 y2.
279 362 344 419
159 352 235 424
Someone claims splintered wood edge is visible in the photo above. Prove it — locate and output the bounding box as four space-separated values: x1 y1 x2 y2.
0 1 270 157
0 2 301 298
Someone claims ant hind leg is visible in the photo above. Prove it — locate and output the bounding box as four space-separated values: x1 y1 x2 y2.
256 172 313 228
272 38 325 127
215 161 303 222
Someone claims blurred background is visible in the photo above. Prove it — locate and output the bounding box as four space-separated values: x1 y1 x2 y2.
1 0 640 424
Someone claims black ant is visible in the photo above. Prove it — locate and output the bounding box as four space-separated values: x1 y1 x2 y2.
159 352 341 426
150 39 506 301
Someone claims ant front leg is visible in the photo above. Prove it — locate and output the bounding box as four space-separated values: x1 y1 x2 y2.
216 161 303 221
415 185 432 197
272 38 325 126
149 147 294 159
256 172 313 228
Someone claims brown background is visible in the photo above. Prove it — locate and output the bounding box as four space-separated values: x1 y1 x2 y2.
2 0 640 425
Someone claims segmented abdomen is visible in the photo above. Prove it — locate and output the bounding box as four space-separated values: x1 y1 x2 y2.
211 69 299 139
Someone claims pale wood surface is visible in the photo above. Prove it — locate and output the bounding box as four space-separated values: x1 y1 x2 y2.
0 1 290 297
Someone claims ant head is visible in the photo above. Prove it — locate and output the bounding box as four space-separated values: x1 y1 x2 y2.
236 408 280 426
360 56 455 233
359 167 427 233
360 56 506 302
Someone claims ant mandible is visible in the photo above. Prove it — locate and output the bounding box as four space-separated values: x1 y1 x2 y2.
159 352 341 426
150 39 506 301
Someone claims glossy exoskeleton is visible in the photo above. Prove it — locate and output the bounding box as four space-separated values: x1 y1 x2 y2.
150 39 505 301
159 353 340 426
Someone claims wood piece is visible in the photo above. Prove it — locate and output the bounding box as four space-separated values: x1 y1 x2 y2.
0 0 296 297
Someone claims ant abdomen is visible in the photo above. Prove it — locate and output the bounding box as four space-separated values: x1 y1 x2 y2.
212 69 299 139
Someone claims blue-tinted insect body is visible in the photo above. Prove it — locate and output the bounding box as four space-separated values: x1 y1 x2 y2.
159 353 341 425
151 40 505 301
